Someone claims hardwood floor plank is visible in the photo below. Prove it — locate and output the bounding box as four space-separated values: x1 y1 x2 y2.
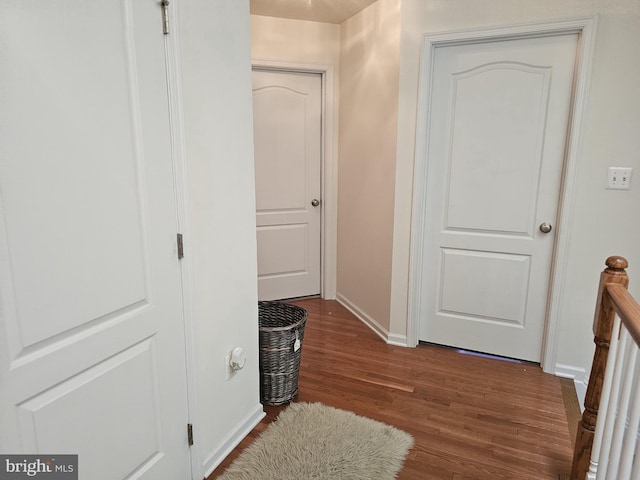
208 298 573 479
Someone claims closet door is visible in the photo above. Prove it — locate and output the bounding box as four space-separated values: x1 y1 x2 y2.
0 2 191 478
252 69 322 300
417 33 579 362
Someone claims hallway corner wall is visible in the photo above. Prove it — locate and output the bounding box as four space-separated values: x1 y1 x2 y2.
337 0 402 334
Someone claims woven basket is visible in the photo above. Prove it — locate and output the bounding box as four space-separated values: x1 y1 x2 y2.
258 301 307 406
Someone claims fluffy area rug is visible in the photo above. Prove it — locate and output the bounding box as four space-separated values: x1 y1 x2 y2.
216 402 414 480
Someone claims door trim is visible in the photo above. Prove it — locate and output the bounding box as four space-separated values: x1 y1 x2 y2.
251 59 337 300
162 4 198 478
407 17 598 373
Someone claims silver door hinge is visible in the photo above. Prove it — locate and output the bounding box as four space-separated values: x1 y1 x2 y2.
187 423 194 446
177 233 184 259
161 0 170 35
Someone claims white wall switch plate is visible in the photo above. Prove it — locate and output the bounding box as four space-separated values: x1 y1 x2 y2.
607 167 633 190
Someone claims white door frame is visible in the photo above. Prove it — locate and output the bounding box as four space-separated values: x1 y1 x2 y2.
407 17 598 374
251 59 338 300
163 4 199 478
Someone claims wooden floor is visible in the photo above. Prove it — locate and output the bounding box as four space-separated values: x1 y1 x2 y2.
209 298 577 479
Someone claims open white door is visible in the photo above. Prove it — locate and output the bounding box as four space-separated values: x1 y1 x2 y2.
0 2 191 478
417 33 579 362
252 69 322 301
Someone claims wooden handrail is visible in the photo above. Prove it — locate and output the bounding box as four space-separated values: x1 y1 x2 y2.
570 256 630 480
606 283 640 348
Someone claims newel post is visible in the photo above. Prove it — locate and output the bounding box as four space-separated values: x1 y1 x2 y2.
570 256 629 480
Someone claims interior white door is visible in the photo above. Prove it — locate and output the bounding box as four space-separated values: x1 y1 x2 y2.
252 69 322 301
418 33 579 362
0 2 191 479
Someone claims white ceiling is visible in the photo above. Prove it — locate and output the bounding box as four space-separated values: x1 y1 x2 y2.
249 0 378 24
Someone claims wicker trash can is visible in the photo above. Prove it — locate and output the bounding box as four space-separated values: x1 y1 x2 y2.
258 301 307 406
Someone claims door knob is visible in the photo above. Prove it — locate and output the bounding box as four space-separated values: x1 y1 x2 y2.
539 222 552 233
311 199 320 207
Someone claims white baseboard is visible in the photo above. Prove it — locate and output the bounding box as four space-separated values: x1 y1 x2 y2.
555 363 588 411
202 403 265 478
387 332 409 347
336 293 409 347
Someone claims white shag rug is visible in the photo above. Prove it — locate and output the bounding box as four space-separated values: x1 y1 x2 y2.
217 402 414 480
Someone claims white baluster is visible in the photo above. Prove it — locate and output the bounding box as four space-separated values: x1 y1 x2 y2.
596 318 627 479
604 329 636 479
617 342 640 479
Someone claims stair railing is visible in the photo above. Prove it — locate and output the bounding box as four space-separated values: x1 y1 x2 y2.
570 256 640 480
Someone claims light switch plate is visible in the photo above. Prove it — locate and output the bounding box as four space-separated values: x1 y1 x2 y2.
607 167 633 190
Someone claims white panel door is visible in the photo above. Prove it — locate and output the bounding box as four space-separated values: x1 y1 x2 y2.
252 70 322 300
418 34 579 362
0 2 191 479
